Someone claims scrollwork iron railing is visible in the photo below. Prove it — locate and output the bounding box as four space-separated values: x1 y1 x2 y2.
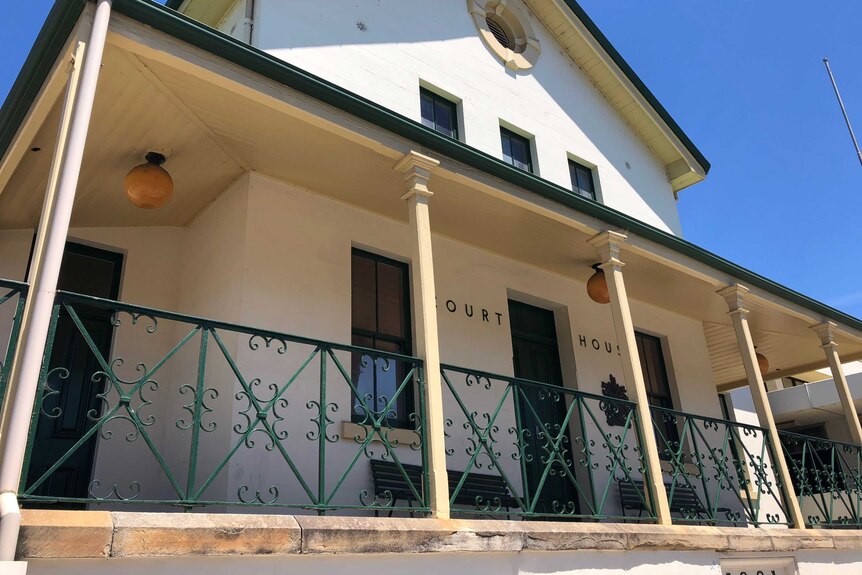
441 364 654 521
650 406 792 526
0 278 28 410
779 430 862 527
19 290 428 514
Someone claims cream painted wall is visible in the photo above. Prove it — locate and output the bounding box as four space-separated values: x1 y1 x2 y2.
253 0 684 235
220 173 718 515
0 172 718 514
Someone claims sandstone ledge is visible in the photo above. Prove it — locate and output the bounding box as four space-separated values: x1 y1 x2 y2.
17 510 862 559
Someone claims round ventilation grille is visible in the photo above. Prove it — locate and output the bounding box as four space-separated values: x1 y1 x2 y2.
470 1 540 71
485 16 513 51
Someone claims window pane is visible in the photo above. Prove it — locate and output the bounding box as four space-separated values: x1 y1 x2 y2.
577 167 593 198
501 129 531 172
501 132 513 164
351 253 376 332
569 161 595 200
420 93 435 129
372 339 405 420
636 333 672 406
351 334 375 420
434 101 454 138
376 261 405 338
511 137 526 163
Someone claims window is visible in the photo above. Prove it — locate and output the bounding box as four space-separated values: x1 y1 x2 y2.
420 88 459 139
500 127 533 172
351 249 413 427
786 377 807 388
780 424 841 494
636 332 680 452
569 159 596 200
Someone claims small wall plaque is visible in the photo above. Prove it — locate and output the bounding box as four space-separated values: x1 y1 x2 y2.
720 556 797 575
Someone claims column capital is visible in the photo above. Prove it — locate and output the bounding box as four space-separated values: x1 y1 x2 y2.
394 151 440 200
587 230 627 268
811 321 838 348
717 283 750 315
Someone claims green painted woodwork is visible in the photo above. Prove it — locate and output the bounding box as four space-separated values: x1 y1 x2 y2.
650 406 792 527
779 430 862 527
18 290 429 513
0 279 28 413
441 364 655 522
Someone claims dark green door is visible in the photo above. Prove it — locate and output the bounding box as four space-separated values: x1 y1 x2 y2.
508 300 579 516
25 242 123 504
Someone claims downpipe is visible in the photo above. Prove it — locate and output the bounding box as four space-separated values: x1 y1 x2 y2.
0 0 112 563
243 0 255 44
0 494 20 562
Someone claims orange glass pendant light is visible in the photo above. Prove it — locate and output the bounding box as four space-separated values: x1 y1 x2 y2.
586 263 610 304
756 350 769 377
124 152 173 209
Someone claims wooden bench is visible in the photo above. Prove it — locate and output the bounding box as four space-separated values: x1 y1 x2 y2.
370 459 519 516
618 478 732 524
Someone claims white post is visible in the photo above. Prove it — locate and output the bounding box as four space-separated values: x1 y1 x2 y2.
0 0 112 562
587 231 672 525
393 151 450 519
811 322 862 446
717 284 806 529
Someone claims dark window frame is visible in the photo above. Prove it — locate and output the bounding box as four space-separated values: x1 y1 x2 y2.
420 87 459 140
568 158 596 201
500 126 533 173
350 248 415 429
636 331 680 455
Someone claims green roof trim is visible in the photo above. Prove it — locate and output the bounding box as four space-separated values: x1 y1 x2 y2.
0 0 857 336
0 0 86 171
561 1 710 174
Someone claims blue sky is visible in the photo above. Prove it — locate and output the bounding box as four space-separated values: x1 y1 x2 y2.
3 1 862 315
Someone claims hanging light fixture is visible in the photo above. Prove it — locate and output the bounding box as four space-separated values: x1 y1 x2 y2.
124 151 173 209
586 263 610 304
755 348 769 377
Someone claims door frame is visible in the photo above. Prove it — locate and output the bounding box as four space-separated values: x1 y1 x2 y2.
507 297 582 516
23 238 124 503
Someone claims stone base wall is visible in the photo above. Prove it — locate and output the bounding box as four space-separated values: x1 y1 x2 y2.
14 510 862 575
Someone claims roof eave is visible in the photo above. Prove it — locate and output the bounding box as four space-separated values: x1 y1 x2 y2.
1 0 857 338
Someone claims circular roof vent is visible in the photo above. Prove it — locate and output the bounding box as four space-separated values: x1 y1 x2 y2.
470 1 541 71
485 16 513 51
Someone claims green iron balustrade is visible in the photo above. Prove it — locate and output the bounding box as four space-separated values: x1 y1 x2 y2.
0 278 28 410
440 365 654 522
779 430 862 527
650 406 792 527
18 290 428 514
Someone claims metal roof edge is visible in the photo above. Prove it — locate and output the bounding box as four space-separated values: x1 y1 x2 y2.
0 0 86 168
561 0 710 174
1 0 854 336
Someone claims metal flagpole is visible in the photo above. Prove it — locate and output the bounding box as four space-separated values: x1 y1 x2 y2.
823 58 862 168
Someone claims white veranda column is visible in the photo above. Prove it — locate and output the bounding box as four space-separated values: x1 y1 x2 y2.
0 0 113 562
393 151 449 519
717 284 806 529
587 231 672 526
811 321 862 445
